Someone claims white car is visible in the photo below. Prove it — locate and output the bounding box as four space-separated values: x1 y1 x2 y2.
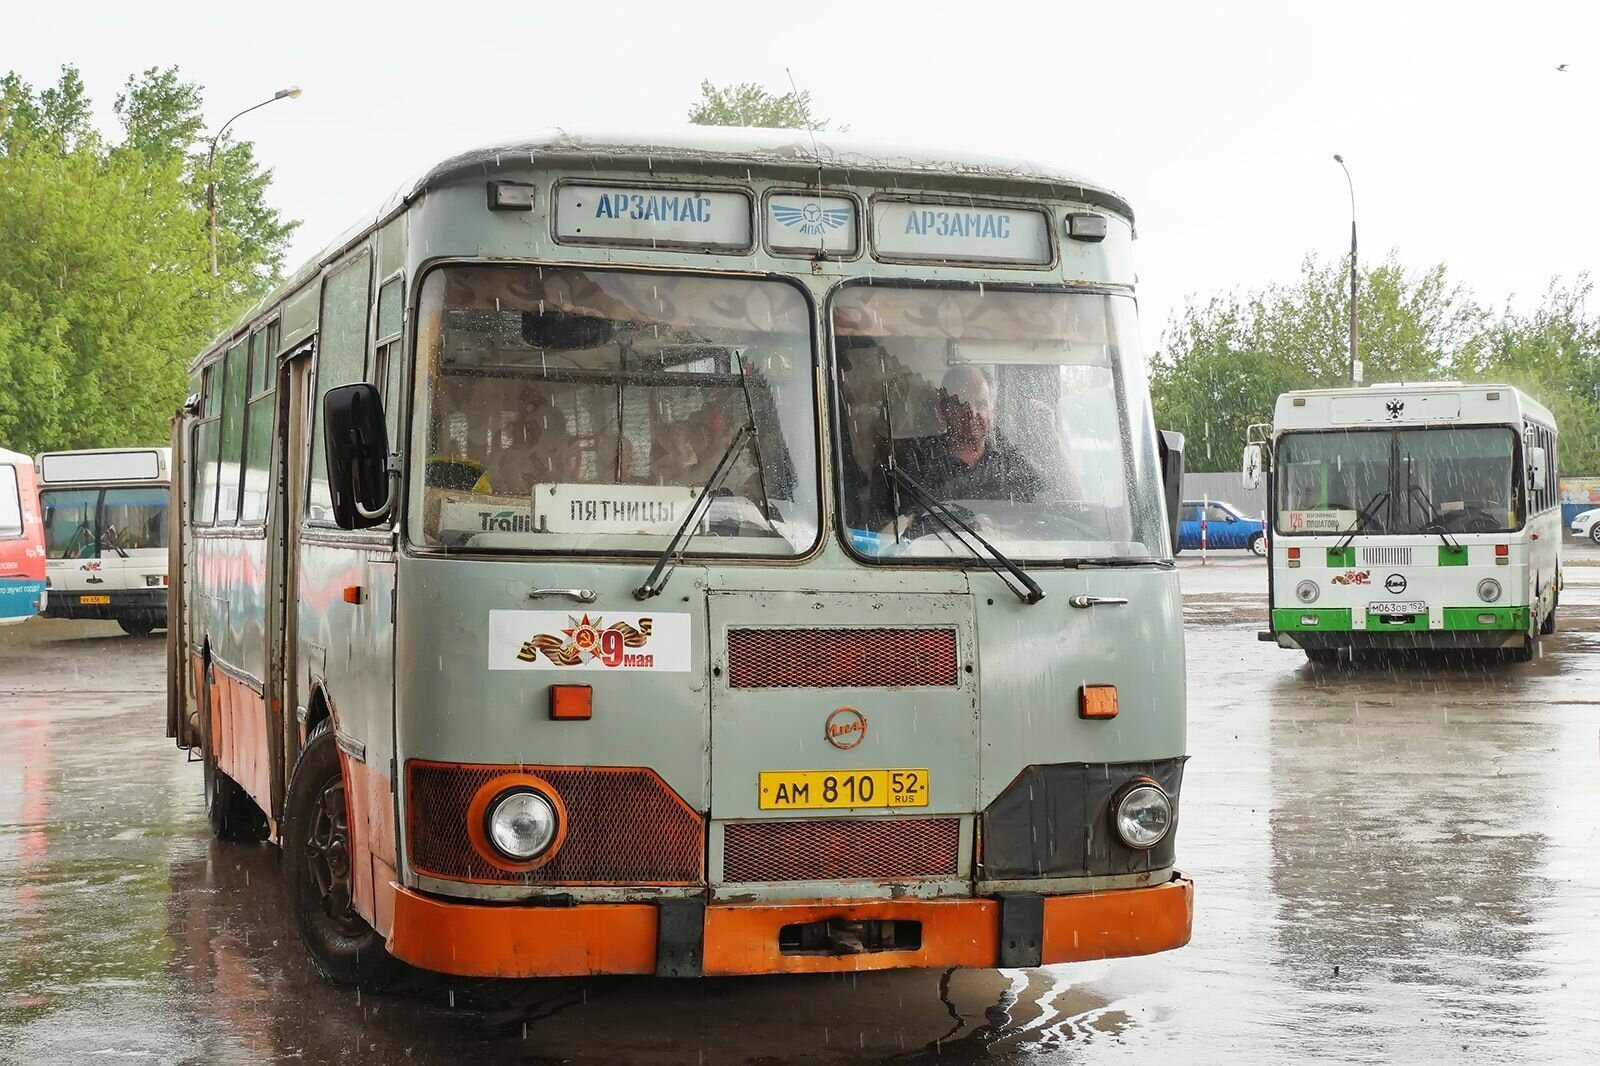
1572 508 1600 543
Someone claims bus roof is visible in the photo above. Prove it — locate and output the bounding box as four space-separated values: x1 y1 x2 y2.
1273 383 1554 432
0 447 31 466
216 127 1133 355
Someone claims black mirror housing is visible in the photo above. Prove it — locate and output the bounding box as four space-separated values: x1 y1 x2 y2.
323 382 392 530
1157 429 1185 555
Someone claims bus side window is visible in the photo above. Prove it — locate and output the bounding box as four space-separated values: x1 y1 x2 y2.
216 337 249 524
375 276 404 458
241 320 277 525
308 251 373 524
193 362 222 527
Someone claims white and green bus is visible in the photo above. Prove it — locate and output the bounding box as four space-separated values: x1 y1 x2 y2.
1247 383 1559 663
169 128 1192 986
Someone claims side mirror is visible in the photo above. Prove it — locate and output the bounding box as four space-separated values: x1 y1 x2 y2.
1528 445 1547 489
323 382 394 530
1242 443 1263 490
1158 429 1185 554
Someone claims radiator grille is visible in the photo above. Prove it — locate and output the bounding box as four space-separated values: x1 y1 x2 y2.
721 818 961 883
727 627 959 689
407 762 703 885
1362 546 1413 566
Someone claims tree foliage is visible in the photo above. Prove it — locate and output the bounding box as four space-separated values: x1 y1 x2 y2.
687 80 826 130
1151 255 1600 473
0 65 296 454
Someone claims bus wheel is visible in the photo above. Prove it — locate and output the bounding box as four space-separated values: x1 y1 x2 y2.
119 616 155 638
1508 630 1538 663
1248 533 1267 557
1305 648 1340 666
283 721 402 989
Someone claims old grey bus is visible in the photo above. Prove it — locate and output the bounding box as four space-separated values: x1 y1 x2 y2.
168 128 1191 984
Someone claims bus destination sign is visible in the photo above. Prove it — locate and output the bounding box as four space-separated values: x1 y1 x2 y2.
873 202 1050 264
555 184 752 250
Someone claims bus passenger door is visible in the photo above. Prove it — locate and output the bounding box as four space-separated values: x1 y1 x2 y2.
275 347 314 790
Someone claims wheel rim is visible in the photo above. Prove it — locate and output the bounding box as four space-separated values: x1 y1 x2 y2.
304 778 365 935
1252 536 1267 556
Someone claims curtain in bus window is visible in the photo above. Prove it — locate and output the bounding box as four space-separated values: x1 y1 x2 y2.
308 254 372 523
216 340 249 523
40 488 100 559
101 487 169 553
0 465 21 537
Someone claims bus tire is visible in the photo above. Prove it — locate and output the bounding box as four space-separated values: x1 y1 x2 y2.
119 616 155 638
1305 648 1339 666
283 720 403 989
1508 630 1537 663
1248 533 1267 557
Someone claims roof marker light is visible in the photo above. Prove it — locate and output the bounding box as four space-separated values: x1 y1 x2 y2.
488 180 536 211
1065 213 1108 242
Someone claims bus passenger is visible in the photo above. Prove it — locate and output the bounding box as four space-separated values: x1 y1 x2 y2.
486 387 579 494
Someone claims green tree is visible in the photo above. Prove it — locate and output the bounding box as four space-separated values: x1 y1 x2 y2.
687 80 825 130
114 66 298 305
0 65 293 454
1151 254 1487 469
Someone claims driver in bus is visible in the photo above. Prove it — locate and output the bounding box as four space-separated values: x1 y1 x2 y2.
897 365 1043 505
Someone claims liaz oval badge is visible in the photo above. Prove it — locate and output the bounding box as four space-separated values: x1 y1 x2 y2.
825 707 867 750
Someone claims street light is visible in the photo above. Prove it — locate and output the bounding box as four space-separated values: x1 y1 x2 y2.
207 86 301 278
1333 153 1359 386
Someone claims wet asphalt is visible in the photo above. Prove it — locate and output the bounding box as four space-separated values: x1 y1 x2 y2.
2 550 1598 1064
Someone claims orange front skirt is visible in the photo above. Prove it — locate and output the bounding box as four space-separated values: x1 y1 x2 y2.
386 877 1193 978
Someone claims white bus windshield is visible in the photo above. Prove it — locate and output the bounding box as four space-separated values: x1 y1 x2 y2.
411 266 819 555
832 285 1165 561
1277 427 1521 535
40 486 169 558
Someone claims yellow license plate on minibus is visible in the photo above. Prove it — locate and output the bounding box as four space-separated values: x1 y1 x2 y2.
80 595 111 605
758 769 929 810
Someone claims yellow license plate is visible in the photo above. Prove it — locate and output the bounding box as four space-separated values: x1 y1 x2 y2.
80 595 111 605
758 769 929 810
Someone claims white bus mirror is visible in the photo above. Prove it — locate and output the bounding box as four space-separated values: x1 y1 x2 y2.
1529 445 1547 488
1242 444 1263 490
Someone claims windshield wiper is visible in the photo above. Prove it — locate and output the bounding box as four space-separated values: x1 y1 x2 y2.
1334 490 1389 552
633 422 754 600
884 464 1044 605
1407 484 1462 551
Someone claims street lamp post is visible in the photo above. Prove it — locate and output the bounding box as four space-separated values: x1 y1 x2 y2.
207 86 301 278
1333 154 1359 386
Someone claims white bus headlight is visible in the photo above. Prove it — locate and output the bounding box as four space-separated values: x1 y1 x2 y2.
1113 783 1172 849
485 789 559 861
1296 580 1320 604
1477 578 1501 603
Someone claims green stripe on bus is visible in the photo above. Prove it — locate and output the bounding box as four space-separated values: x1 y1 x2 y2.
1273 608 1353 631
1441 607 1528 631
1438 545 1468 566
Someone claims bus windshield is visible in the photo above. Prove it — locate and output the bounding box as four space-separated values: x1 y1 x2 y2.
412 266 818 554
833 285 1164 561
1276 426 1520 535
40 486 169 558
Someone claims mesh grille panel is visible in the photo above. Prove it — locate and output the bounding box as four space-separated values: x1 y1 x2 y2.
727 627 959 689
1362 546 1413 566
721 818 961 883
407 762 703 885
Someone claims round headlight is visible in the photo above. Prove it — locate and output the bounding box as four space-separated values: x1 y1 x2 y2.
485 789 559 861
1114 783 1172 850
1296 580 1320 604
1477 578 1502 603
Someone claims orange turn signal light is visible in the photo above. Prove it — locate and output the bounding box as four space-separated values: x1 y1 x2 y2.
342 586 363 604
1079 684 1119 720
1495 544 1509 557
549 684 592 720
1287 547 1300 559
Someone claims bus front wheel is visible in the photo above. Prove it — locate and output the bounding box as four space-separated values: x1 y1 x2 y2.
1305 648 1340 666
283 720 403 989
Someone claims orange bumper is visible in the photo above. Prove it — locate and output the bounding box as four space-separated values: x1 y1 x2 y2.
386 877 1193 978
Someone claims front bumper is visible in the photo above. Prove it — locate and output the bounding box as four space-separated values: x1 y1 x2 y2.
385 876 1194 978
43 587 166 620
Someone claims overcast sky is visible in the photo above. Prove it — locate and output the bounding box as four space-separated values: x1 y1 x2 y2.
6 1 1596 352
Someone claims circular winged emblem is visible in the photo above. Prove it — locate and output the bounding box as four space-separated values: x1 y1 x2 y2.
1385 573 1408 595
